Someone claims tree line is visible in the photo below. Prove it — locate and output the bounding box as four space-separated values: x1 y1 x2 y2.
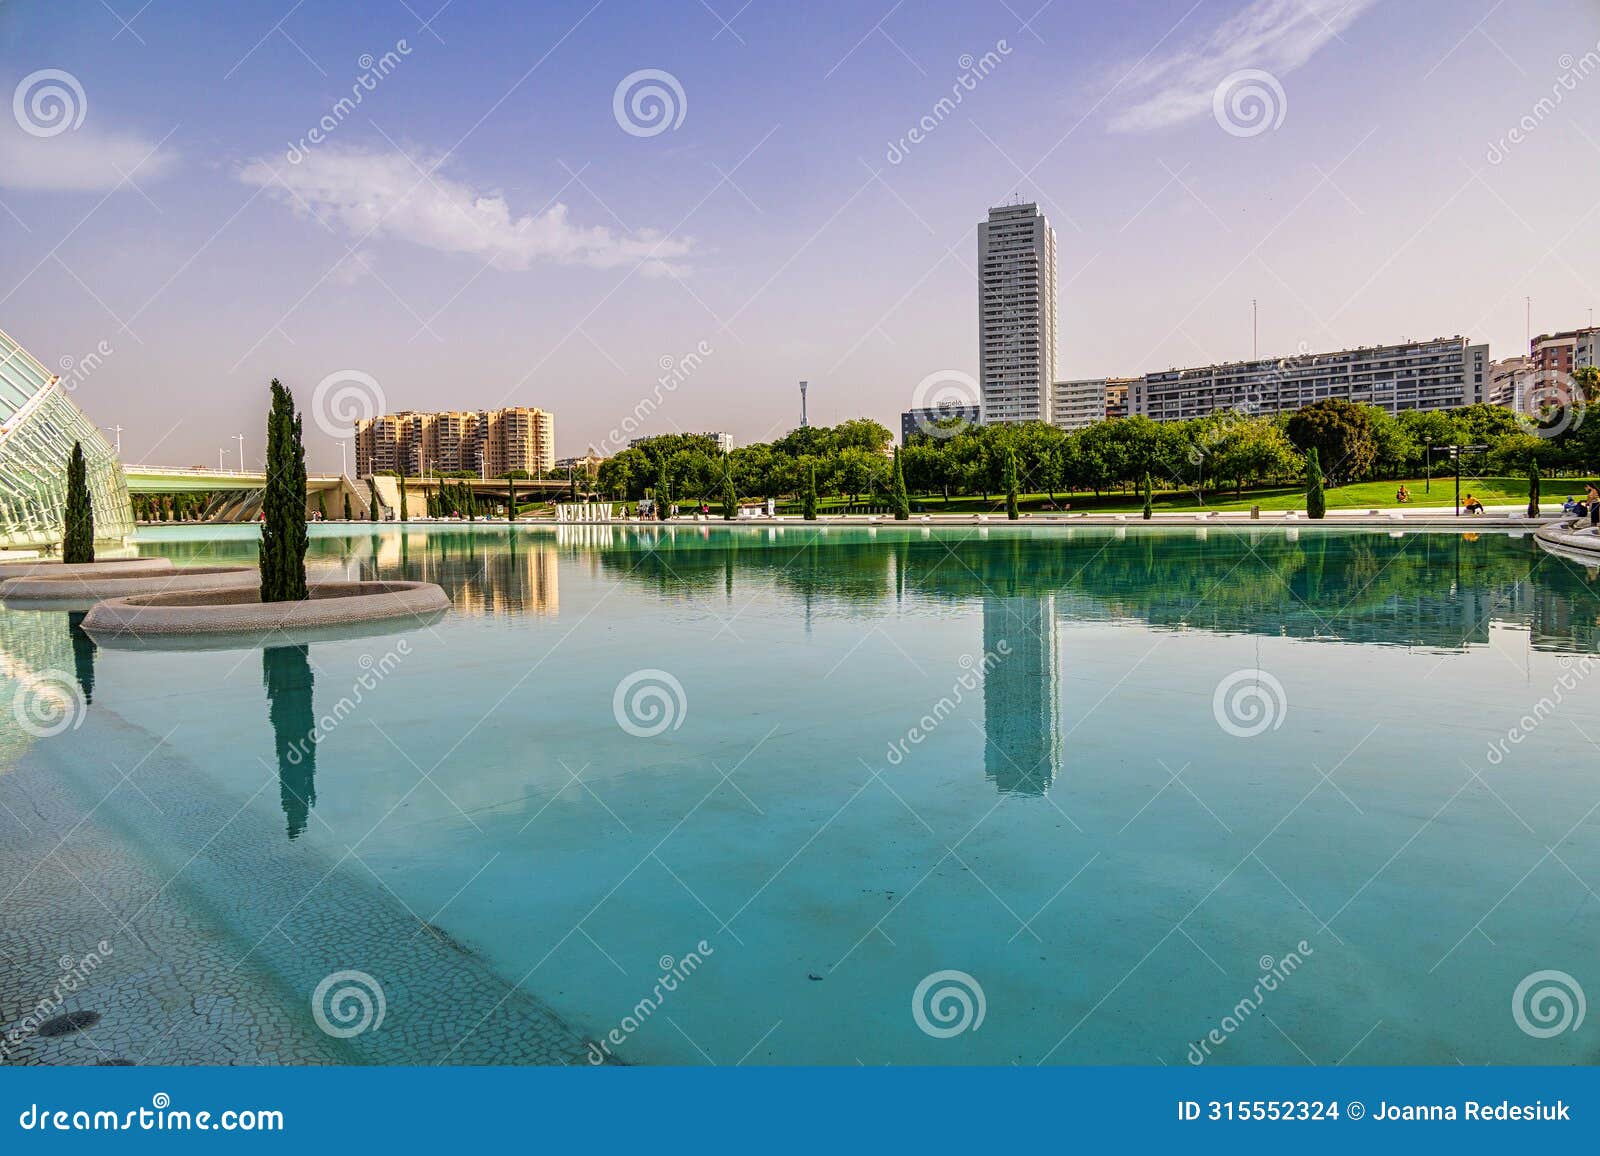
595 387 1600 509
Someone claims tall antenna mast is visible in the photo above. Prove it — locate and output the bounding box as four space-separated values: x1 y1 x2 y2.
799 380 809 428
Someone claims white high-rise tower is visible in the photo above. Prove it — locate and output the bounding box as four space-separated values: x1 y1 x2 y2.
978 202 1057 425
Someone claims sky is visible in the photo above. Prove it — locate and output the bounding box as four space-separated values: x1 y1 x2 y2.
3 0 1599 472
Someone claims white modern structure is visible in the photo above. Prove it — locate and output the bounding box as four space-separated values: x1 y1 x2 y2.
0 328 134 549
1130 337 1489 422
979 203 1057 425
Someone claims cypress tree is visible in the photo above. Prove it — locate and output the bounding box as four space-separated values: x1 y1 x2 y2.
722 459 738 520
1305 447 1326 520
62 441 95 563
1004 447 1020 520
317 491 327 522
259 379 308 602
656 458 670 521
343 492 353 522
1527 462 1540 519
400 475 409 522
506 476 515 521
366 477 379 521
802 463 818 520
1142 471 1153 520
891 447 910 520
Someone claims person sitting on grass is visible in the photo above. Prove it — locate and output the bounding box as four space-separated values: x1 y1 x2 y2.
1396 485 1411 503
1463 494 1485 515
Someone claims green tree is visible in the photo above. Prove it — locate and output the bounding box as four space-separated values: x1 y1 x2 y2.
260 379 309 602
1142 471 1153 520
1305 447 1326 520
1285 399 1376 485
62 441 95 563
399 475 409 522
1004 447 1019 520
802 463 818 520
656 457 670 520
316 491 327 522
1528 462 1540 519
721 458 737 520
890 447 910 520
343 492 353 521
506 475 516 521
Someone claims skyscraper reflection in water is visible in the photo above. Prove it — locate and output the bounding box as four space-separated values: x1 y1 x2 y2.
982 596 1062 796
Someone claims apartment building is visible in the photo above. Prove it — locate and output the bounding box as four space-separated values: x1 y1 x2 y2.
1050 377 1138 431
1129 337 1488 422
356 407 555 476
978 203 1058 425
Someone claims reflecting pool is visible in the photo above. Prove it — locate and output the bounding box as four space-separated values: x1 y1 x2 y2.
2 524 1598 1065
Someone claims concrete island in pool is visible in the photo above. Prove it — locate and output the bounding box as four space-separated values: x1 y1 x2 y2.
80 580 452 639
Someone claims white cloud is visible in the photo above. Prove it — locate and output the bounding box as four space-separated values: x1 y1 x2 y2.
0 121 177 191
1107 0 1380 132
239 145 692 276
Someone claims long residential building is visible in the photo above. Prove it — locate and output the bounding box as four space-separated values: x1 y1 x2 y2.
356 407 554 477
1529 326 1599 379
1128 337 1489 422
978 202 1058 425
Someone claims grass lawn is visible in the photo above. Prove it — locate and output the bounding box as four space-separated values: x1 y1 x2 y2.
769 476 1599 517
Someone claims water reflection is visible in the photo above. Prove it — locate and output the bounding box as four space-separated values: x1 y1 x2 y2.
67 610 96 705
263 645 317 840
983 597 1061 796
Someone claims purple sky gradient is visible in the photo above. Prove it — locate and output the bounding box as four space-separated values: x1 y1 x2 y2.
2 0 1598 470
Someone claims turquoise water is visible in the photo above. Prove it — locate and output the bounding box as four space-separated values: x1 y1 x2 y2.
4 524 1600 1065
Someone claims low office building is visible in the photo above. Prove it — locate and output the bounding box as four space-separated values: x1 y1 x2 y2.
902 403 980 442
1129 337 1488 421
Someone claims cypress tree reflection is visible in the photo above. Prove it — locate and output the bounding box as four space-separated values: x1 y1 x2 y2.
66 610 96 705
264 644 317 840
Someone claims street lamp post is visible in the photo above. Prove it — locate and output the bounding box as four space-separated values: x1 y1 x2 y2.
102 425 123 456
235 433 245 472
219 448 227 472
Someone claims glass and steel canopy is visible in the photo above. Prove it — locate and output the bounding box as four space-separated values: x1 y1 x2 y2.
0 327 134 549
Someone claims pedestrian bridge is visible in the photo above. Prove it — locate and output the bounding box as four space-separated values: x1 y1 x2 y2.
121 466 582 522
